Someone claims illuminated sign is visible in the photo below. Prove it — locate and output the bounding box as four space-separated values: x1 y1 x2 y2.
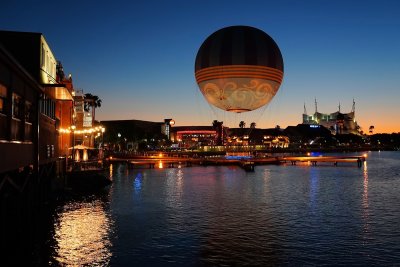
83 112 92 127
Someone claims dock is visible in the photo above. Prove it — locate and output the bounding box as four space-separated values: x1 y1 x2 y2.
282 155 366 167
106 154 366 170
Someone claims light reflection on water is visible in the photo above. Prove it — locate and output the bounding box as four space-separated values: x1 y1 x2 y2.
51 198 114 266
362 161 370 240
46 151 400 266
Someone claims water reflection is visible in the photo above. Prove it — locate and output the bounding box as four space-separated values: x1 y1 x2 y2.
362 161 370 239
134 172 142 193
165 168 184 211
41 152 400 266
309 167 320 213
109 163 113 178
198 168 284 266
51 198 113 266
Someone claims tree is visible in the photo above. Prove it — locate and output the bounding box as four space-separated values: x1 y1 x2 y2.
212 120 224 146
239 121 246 128
369 125 375 135
212 120 219 128
250 122 256 128
84 93 102 121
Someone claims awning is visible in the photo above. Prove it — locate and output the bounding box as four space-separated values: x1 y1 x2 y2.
43 84 74 100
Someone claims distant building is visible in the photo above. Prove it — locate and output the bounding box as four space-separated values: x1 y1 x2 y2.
227 128 289 148
100 119 166 150
169 126 217 148
99 119 292 152
302 99 360 135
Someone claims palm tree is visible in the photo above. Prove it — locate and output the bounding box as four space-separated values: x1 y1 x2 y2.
212 120 219 128
369 125 374 135
84 93 102 121
239 121 246 128
212 120 224 146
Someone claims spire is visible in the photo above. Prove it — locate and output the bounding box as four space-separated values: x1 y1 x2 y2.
338 102 341 113
351 98 355 113
304 102 307 115
314 98 318 114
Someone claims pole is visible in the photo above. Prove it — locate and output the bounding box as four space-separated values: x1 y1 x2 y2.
71 125 76 165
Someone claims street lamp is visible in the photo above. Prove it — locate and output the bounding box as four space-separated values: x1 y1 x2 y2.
117 133 121 151
101 127 105 148
71 125 76 163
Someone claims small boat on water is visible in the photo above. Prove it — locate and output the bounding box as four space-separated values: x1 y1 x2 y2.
66 146 111 191
67 167 111 192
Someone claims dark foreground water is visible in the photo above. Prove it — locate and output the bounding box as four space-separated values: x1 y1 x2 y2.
44 152 400 266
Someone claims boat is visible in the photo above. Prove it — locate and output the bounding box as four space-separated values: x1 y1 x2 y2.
67 166 111 192
66 146 111 191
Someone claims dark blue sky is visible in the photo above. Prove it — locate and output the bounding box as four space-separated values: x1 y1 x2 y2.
2 0 399 132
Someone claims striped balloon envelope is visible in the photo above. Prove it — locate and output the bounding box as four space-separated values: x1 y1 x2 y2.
195 26 284 113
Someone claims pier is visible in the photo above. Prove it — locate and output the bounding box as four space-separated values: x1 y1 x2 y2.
106 154 366 170
282 155 366 167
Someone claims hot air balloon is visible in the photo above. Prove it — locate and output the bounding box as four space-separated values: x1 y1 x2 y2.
195 26 284 113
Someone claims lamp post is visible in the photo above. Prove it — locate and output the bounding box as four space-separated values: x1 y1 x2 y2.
117 133 121 151
101 127 105 148
71 125 76 163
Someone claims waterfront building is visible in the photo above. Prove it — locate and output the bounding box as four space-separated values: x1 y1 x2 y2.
0 43 42 174
72 89 90 147
302 99 360 135
55 61 75 156
169 125 288 151
0 31 77 254
0 30 74 164
169 126 217 148
100 118 292 152
226 127 289 150
100 119 166 151
285 123 332 148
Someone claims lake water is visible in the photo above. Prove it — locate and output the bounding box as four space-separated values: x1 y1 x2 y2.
44 151 400 266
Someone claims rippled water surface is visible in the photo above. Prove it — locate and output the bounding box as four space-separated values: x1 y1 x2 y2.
47 151 400 266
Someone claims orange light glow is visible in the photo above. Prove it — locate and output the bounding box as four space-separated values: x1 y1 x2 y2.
53 200 112 265
158 161 163 169
83 149 88 161
75 150 80 161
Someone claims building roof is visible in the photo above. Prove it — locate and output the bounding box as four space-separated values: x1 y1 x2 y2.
171 126 215 132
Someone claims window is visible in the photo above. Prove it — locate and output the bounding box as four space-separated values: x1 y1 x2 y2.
0 83 6 114
25 101 32 122
40 95 55 119
46 52 49 73
41 43 46 67
12 93 21 119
